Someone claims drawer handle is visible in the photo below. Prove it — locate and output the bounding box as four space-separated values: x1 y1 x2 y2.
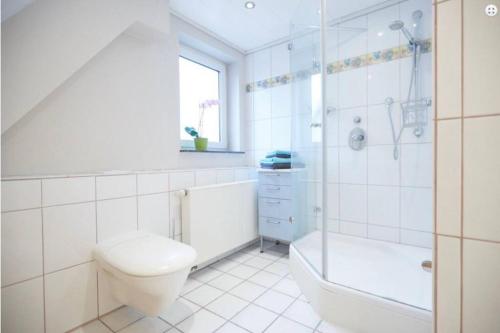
265 200 281 205
266 186 281 191
266 219 280 224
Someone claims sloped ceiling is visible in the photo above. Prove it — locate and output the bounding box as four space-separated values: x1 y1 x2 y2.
1 0 170 134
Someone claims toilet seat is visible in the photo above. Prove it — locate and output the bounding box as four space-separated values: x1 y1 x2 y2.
94 232 197 277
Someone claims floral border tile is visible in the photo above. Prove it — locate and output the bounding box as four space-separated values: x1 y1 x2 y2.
246 38 432 93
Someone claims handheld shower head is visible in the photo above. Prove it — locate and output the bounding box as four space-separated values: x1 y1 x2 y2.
388 20 415 44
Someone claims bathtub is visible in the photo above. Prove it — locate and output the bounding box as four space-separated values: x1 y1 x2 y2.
290 231 432 333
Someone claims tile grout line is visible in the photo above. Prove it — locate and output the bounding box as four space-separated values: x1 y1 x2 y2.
171 245 311 332
432 1 439 332
459 0 464 331
94 176 100 319
40 181 47 333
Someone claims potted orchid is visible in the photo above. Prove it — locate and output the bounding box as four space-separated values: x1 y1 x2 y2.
184 99 219 151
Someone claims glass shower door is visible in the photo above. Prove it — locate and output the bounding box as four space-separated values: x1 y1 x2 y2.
289 0 325 277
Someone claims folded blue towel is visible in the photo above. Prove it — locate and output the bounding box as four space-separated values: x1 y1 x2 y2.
259 157 291 164
265 150 292 158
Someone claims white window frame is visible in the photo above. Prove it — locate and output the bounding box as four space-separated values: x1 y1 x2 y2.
179 44 228 149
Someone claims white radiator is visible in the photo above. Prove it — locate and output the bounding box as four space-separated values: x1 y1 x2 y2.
181 180 258 266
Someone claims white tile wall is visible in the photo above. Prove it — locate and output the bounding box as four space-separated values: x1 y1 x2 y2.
367 4 399 53
97 197 137 242
463 117 500 242
43 202 96 273
1 179 41 211
367 186 399 227
42 177 95 206
367 146 399 186
195 169 217 186
1 209 43 286
170 171 195 191
1 277 45 333
137 173 169 195
138 193 170 237
45 262 98 332
463 239 500 333
96 175 136 200
367 60 400 105
436 236 461 333
1 167 255 331
216 169 235 184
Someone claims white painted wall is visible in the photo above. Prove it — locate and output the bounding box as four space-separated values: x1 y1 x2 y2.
1 0 171 133
1 2 249 177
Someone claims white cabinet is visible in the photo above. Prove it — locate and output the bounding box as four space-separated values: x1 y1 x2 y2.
258 169 301 251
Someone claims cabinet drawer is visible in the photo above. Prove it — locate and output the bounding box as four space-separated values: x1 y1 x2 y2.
259 217 293 241
258 198 291 219
259 184 291 199
258 172 291 186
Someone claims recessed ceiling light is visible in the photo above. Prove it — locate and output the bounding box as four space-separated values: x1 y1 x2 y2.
245 1 255 9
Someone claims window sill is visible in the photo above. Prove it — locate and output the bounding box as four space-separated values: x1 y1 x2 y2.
180 148 245 154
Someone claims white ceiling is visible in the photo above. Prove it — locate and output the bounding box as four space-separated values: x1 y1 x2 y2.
169 0 388 54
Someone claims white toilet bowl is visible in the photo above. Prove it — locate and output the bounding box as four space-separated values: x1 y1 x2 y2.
93 231 197 316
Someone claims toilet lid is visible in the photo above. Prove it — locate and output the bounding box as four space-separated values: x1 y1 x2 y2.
94 232 197 277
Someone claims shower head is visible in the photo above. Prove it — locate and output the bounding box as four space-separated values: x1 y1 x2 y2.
388 20 404 31
388 20 415 44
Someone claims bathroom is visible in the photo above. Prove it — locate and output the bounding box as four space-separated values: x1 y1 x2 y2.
1 0 499 332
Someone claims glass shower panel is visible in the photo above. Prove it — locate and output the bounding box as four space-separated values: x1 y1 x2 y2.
323 0 433 311
289 0 324 277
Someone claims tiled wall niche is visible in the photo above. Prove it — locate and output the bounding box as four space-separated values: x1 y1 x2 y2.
245 0 433 248
434 0 500 332
1 167 256 333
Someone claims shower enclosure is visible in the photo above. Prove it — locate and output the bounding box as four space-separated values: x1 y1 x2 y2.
288 0 433 332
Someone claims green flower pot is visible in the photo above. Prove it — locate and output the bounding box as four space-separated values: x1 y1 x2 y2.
194 137 208 151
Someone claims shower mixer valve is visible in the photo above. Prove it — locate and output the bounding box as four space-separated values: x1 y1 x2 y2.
349 127 366 151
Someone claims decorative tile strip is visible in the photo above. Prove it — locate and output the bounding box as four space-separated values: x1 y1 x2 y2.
246 38 432 93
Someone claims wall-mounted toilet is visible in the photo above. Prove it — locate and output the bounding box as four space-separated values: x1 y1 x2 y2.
93 232 197 316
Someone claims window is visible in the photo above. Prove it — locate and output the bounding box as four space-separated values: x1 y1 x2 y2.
179 45 227 148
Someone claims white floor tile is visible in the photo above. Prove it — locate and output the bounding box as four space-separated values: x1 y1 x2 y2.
248 271 282 288
272 279 302 297
211 259 240 272
244 257 274 270
265 317 313 333
231 304 278 333
176 309 225 333
227 251 255 263
119 317 170 333
190 267 223 283
215 322 249 333
206 294 249 319
183 285 224 306
181 279 203 295
254 289 295 314
159 298 200 325
283 300 321 329
255 251 282 262
263 262 289 277
208 273 244 291
316 320 356 333
228 264 259 279
229 281 267 302
100 306 144 332
166 328 182 333
70 320 113 333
